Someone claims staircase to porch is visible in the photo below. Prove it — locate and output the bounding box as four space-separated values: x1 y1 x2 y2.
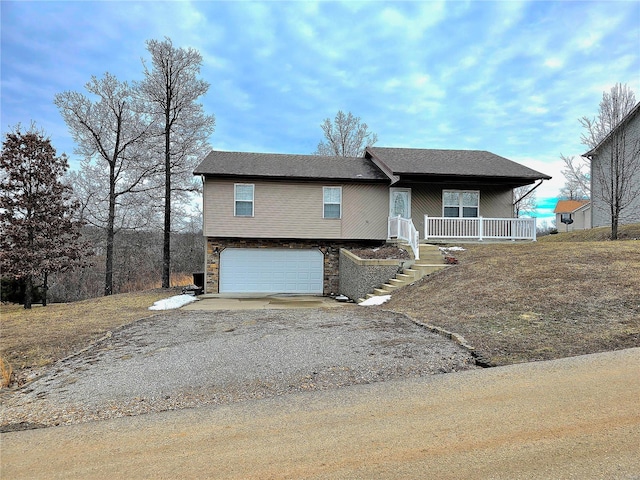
358 243 448 303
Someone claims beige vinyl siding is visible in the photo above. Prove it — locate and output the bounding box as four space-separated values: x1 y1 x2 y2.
410 185 514 234
203 178 387 240
342 184 388 239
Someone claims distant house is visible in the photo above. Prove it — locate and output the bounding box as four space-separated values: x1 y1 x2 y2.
583 101 640 228
194 147 550 295
554 200 591 232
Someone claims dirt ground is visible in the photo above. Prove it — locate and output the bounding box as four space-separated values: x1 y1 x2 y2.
2 347 639 479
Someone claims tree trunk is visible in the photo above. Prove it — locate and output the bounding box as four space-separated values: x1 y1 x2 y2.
162 121 171 289
42 271 48 307
24 275 33 309
105 164 116 296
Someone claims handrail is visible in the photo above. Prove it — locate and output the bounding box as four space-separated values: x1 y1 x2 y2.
424 216 537 241
388 216 420 259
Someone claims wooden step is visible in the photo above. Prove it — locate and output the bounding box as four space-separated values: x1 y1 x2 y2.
403 268 420 279
395 273 414 282
389 278 406 287
373 288 388 296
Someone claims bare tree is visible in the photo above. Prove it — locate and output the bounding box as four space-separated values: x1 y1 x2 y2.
513 186 537 218
579 84 637 149
581 84 640 240
315 110 378 157
559 153 590 199
55 73 156 295
137 37 215 289
0 125 91 308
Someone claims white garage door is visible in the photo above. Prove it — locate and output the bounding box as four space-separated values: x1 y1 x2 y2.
220 248 324 294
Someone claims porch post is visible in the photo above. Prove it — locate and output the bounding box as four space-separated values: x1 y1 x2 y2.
533 218 537 241
478 216 483 241
424 215 429 239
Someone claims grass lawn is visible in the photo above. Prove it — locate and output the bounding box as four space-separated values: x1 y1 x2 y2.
1 289 178 386
387 235 640 366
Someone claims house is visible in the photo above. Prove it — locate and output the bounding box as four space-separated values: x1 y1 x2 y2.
194 147 551 295
583 101 640 228
554 200 591 232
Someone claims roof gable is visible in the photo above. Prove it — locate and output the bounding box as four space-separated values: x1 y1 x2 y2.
366 147 551 181
554 199 590 213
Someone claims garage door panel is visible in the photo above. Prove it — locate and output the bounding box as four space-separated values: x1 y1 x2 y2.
220 248 324 294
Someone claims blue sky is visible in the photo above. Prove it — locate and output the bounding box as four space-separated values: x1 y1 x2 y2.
2 1 639 223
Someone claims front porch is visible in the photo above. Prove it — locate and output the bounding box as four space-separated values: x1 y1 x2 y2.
389 216 537 257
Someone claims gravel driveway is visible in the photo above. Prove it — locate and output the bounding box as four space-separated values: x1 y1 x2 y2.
2 306 477 429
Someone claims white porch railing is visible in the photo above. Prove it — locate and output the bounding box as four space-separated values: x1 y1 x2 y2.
424 216 537 241
388 216 420 260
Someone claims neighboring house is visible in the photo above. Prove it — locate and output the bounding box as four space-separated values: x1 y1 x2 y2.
554 200 591 232
583 101 640 228
194 147 551 295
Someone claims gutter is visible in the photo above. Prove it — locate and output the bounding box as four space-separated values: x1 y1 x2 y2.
513 179 545 206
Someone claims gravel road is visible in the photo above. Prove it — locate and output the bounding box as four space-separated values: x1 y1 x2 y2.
1 306 476 430
4 348 639 479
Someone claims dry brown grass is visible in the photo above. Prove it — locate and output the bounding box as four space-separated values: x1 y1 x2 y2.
120 272 195 293
0 357 13 388
0 289 178 381
387 240 640 366
540 223 640 242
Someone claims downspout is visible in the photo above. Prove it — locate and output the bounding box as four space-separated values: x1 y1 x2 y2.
584 153 594 230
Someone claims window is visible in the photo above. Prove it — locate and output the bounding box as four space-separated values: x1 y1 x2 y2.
234 184 254 217
443 190 479 218
323 187 342 219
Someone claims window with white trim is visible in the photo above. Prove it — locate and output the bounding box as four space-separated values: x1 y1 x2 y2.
443 190 479 218
234 184 254 217
323 187 342 219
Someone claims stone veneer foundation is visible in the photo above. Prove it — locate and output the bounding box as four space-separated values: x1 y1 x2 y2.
205 238 381 295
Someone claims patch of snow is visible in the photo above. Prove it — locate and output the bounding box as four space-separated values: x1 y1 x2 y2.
372 247 380 252
335 295 350 302
149 295 198 311
439 246 465 252
358 295 391 306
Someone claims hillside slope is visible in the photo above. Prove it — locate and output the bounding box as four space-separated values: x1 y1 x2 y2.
386 241 640 366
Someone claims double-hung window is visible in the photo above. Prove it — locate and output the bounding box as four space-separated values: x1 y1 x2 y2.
234 184 254 217
443 190 479 218
323 187 342 219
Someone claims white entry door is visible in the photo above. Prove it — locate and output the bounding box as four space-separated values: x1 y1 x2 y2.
220 248 324 294
389 188 411 218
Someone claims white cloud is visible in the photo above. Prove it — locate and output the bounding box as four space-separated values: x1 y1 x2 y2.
544 58 563 69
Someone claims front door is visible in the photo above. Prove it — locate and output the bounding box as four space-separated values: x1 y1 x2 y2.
389 188 411 219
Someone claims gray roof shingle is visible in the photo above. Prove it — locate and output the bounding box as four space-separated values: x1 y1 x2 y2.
193 151 388 181
367 147 551 180
193 147 552 183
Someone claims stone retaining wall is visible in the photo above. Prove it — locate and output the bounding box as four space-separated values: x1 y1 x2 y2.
339 249 409 301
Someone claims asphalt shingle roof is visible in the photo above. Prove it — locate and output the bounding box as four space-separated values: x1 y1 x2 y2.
554 200 590 213
367 147 552 180
193 151 389 181
194 147 552 183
